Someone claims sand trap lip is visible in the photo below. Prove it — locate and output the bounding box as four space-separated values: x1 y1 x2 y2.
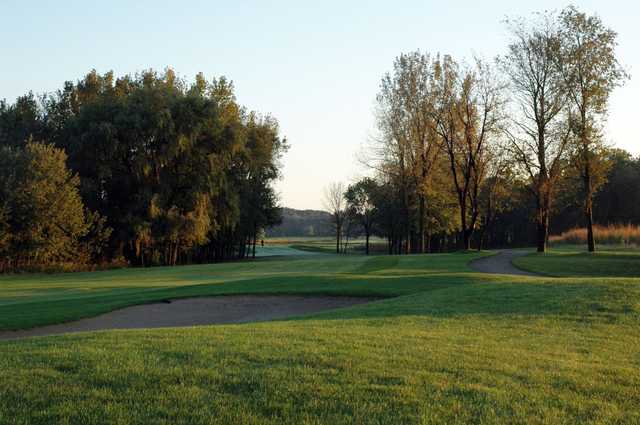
0 295 377 340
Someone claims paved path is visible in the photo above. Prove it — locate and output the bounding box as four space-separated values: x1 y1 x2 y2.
469 250 539 276
0 295 376 341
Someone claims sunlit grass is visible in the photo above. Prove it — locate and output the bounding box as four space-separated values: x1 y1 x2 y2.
0 250 639 424
513 248 640 277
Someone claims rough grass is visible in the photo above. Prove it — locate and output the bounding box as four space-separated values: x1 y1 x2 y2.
0 251 639 424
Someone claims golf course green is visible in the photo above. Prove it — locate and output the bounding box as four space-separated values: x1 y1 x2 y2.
0 249 638 424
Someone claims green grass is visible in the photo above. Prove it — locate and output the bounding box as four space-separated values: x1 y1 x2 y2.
254 245 318 257
513 248 640 277
267 236 389 255
0 250 639 424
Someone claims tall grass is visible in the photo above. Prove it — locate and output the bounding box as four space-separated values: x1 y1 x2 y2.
550 224 640 246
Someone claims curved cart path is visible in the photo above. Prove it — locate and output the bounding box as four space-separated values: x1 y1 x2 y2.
469 250 539 276
0 295 377 341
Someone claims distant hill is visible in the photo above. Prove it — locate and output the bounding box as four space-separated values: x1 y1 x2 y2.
266 208 333 237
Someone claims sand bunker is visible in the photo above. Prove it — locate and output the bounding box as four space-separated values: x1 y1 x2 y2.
0 295 376 340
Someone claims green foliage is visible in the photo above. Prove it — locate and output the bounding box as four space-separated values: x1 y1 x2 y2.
345 178 378 254
0 69 287 267
594 150 640 223
0 142 104 269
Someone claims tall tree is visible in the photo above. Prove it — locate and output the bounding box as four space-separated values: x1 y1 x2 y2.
478 152 513 250
375 52 441 253
369 179 406 254
345 178 378 255
0 142 89 268
500 12 570 252
323 182 346 254
435 57 505 250
559 6 629 252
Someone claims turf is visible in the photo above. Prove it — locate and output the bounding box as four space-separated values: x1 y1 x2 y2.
0 250 639 424
513 249 640 277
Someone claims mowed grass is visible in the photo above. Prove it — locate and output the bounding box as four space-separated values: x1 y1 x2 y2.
513 248 640 277
266 236 389 255
1 250 639 424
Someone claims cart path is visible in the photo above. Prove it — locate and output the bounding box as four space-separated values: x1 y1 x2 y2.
469 250 539 276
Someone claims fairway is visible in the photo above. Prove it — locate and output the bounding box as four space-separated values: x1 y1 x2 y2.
1 250 639 424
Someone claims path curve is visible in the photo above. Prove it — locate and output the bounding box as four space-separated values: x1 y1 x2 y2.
469 250 539 276
0 295 376 341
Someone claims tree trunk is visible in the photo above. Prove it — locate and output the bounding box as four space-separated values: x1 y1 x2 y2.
252 233 257 259
405 227 411 255
478 226 486 251
460 203 471 250
463 229 471 251
365 231 370 256
172 243 179 266
586 198 596 253
584 164 596 253
580 110 596 253
418 195 425 253
536 209 548 253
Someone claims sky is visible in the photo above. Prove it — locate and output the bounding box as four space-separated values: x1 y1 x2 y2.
1 0 638 210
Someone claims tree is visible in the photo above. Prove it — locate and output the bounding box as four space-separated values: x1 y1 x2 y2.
434 57 506 250
0 93 46 148
593 149 640 225
369 179 405 254
345 178 378 255
0 69 287 267
478 153 514 250
323 182 346 254
0 204 11 271
559 6 629 252
237 113 287 259
375 52 441 253
0 142 89 267
500 12 570 253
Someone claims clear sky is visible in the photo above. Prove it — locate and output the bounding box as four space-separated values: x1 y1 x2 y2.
1 0 637 209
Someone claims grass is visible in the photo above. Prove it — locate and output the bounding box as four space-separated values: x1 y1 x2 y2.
0 250 639 424
267 236 389 255
253 245 318 257
513 248 640 277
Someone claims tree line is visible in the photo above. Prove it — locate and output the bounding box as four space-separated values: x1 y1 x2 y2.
0 70 286 271
324 6 630 255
